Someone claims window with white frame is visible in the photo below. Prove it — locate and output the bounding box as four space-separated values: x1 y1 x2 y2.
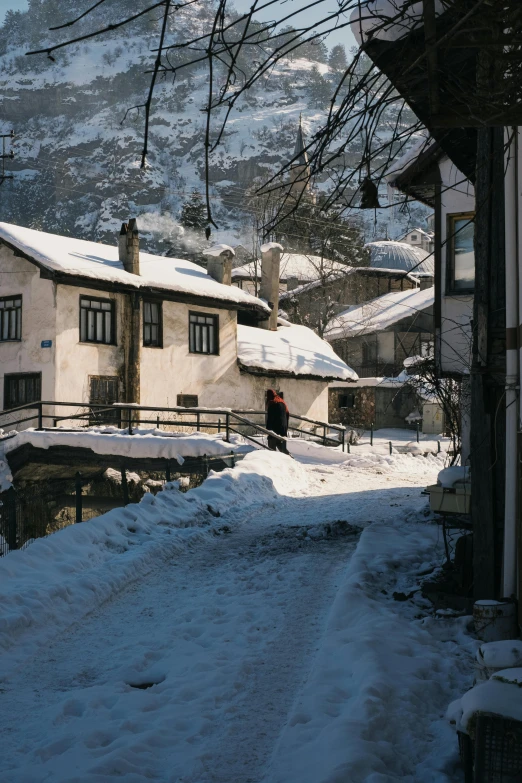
447 213 475 293
189 312 219 355
80 296 115 344
0 296 22 341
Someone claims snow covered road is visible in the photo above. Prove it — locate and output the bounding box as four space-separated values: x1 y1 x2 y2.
0 450 473 782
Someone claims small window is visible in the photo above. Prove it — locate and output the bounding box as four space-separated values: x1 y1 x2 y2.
411 234 418 241
189 312 219 355
143 300 162 347
339 393 355 409
80 296 115 344
4 372 41 410
177 394 199 408
0 296 22 342
447 213 475 293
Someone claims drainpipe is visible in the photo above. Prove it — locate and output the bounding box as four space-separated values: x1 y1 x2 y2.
503 127 518 599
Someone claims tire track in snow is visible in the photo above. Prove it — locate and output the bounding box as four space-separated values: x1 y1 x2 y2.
0 494 360 783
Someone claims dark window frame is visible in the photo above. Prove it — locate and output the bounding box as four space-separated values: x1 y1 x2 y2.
177 394 199 408
188 311 219 355
339 393 355 409
143 300 163 348
446 212 475 296
79 295 116 345
0 295 22 342
4 371 41 410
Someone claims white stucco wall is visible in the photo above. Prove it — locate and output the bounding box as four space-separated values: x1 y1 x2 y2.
438 156 475 375
0 266 331 424
0 246 57 410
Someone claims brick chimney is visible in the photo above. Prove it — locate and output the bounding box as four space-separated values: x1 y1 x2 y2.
118 218 140 275
204 245 235 285
259 242 283 330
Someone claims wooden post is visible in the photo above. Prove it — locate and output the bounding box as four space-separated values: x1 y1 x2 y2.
471 126 506 600
225 413 230 443
5 487 17 551
121 467 129 506
370 423 374 447
75 471 83 523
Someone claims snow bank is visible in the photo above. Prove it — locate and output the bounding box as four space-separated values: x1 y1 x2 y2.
448 669 522 733
438 466 470 488
2 427 251 465
237 323 358 381
0 222 268 313
0 451 307 676
269 516 474 782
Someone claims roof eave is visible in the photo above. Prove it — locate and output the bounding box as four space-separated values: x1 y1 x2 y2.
237 360 355 383
2 237 270 318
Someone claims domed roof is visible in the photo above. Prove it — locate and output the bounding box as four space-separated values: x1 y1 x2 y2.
365 240 434 275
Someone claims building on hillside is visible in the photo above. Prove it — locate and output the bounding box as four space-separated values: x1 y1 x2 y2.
325 286 435 379
387 139 474 460
279 265 420 337
231 252 349 296
365 239 434 284
397 227 434 254
328 376 444 435
0 223 356 425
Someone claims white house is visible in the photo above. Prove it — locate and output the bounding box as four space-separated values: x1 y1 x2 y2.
397 227 435 254
0 221 356 425
387 139 475 459
231 252 349 295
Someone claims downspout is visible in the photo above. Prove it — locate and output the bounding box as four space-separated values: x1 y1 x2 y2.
503 127 518 598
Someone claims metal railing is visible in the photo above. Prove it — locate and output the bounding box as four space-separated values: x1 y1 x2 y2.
0 400 348 451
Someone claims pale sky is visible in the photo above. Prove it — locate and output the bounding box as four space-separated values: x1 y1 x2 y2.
0 0 355 50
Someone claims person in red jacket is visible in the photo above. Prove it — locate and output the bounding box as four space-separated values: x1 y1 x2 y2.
266 389 290 454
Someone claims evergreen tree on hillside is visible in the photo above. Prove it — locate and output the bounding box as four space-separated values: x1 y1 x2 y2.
328 44 348 72
180 189 207 230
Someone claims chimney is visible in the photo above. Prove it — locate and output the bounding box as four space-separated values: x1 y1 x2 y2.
204 245 235 285
259 242 283 330
118 218 140 275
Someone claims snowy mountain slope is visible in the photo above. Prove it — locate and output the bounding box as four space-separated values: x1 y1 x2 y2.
0 1 430 255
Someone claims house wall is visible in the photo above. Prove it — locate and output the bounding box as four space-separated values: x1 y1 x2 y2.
328 384 421 429
438 155 474 375
55 283 124 405
0 247 57 408
0 260 331 424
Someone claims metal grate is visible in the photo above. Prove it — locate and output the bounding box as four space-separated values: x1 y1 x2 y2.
474 714 522 782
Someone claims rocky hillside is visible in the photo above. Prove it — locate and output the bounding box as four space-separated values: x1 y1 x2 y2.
0 0 430 257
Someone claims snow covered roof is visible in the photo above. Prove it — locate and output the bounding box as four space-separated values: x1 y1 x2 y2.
398 227 434 241
232 253 349 283
351 1 445 45
325 286 434 340
365 241 434 275
237 323 358 381
0 223 269 314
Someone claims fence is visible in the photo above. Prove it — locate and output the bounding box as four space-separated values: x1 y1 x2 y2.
0 400 348 452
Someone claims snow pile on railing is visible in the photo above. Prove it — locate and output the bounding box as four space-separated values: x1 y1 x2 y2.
0 451 308 676
2 427 253 464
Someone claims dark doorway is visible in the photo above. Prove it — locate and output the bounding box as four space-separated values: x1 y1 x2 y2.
89 376 119 424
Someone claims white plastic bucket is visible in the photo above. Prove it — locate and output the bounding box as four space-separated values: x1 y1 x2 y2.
473 600 518 643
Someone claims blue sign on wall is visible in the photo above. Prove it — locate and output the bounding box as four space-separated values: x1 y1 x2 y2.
41 340 52 348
